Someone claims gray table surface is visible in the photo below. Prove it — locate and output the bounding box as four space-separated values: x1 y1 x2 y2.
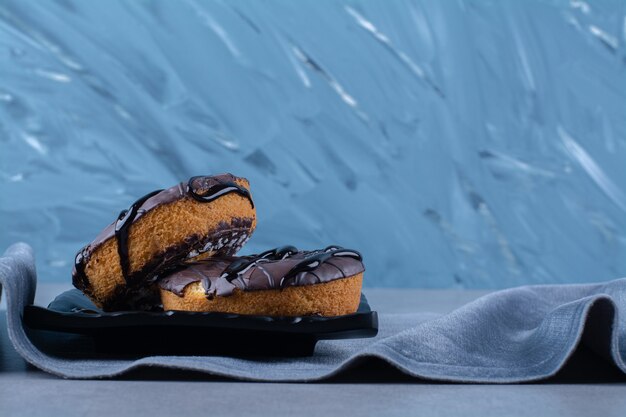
1 285 625 417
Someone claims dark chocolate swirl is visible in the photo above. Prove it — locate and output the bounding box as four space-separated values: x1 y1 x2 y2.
187 176 254 208
114 189 164 282
159 245 365 298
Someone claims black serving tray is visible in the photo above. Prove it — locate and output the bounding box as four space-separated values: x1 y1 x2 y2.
23 289 378 357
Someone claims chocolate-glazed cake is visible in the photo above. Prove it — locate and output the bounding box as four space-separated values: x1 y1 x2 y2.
72 173 256 311
159 246 364 317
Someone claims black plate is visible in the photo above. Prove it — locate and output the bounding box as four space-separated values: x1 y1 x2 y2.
23 290 378 357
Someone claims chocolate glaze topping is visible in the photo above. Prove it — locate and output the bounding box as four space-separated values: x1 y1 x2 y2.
72 173 254 292
187 176 254 208
159 245 365 298
114 189 164 282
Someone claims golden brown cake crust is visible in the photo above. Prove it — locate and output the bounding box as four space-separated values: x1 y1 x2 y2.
73 176 256 310
161 273 363 317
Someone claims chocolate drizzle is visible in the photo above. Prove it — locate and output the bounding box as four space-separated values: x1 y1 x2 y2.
280 247 362 286
258 245 299 260
217 245 299 286
159 245 365 298
187 176 254 208
114 189 163 283
72 247 91 293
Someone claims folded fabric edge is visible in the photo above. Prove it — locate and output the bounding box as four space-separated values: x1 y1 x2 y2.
1 242 625 382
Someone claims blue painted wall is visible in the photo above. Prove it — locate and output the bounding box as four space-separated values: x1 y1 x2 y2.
1 0 625 287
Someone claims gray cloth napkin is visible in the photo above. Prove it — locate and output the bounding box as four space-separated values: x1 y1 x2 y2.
1 242 625 381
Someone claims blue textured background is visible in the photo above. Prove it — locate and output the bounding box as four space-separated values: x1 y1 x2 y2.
1 0 625 288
